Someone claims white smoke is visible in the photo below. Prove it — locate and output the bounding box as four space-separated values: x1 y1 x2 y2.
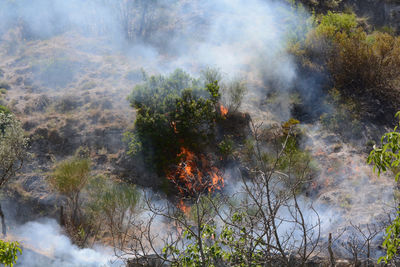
13 219 121 267
0 0 396 262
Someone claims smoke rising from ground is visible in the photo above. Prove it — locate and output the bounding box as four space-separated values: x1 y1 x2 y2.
0 0 397 263
12 219 120 267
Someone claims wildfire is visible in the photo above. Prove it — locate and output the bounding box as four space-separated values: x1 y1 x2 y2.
220 104 228 117
171 121 178 133
167 147 224 197
178 199 191 214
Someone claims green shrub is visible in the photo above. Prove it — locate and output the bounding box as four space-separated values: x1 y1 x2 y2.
50 155 91 225
87 176 139 221
293 11 400 126
0 105 10 114
316 11 357 39
0 240 22 267
218 136 234 158
327 30 400 97
127 69 222 173
50 157 90 197
85 176 139 249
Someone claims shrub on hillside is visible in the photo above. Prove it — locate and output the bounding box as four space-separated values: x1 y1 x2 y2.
292 11 400 127
127 69 222 173
328 30 400 99
0 105 10 115
49 154 91 226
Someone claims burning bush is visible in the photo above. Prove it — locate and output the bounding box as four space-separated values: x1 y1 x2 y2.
127 69 223 174
166 147 223 197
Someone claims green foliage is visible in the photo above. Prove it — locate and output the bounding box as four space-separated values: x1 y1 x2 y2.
292 10 400 128
368 112 400 180
167 225 223 267
315 11 357 39
87 176 139 218
84 176 139 250
202 67 247 114
218 136 234 158
378 213 400 264
163 211 266 266
327 30 400 99
0 240 22 267
50 154 91 226
278 119 315 186
50 157 91 198
219 212 264 266
0 113 29 187
0 105 10 115
368 112 400 263
299 11 359 68
127 69 222 173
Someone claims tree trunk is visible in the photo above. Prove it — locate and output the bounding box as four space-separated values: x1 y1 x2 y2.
328 233 335 267
0 203 6 236
138 1 149 39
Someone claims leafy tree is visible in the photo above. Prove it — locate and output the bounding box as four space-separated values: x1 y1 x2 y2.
368 112 400 263
127 69 222 174
0 112 28 235
0 240 21 267
49 153 91 226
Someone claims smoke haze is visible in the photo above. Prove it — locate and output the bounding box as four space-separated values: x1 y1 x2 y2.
12 219 119 267
0 0 396 264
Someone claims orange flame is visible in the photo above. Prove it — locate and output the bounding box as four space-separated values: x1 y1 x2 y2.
220 105 228 117
178 199 191 214
171 121 178 134
167 147 224 198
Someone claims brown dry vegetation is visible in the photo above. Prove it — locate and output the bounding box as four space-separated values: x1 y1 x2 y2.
0 30 144 225
1 2 400 266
